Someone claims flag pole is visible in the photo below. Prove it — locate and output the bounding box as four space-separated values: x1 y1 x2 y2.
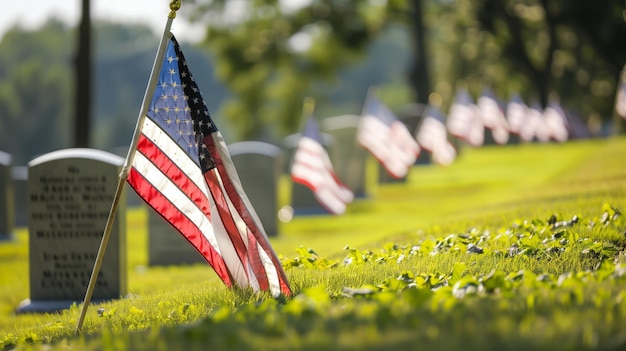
75 0 182 333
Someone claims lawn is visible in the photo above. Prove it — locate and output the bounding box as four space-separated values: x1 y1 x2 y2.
0 137 625 350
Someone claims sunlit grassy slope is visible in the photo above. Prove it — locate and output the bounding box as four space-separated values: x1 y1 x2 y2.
0 137 625 350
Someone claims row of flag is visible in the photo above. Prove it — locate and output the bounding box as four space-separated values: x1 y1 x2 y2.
290 67 626 218
289 91 456 217
447 87 574 146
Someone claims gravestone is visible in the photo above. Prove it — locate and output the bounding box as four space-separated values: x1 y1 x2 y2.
12 166 28 227
147 208 205 266
283 132 334 215
17 148 127 313
0 151 14 241
229 141 282 236
321 115 368 198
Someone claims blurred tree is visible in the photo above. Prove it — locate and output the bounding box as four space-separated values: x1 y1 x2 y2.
476 0 626 118
0 21 72 164
183 0 422 140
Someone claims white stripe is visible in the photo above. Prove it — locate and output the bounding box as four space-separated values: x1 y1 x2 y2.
209 167 261 293
141 118 208 194
258 241 281 297
131 152 222 256
211 132 280 293
204 184 253 291
212 132 267 235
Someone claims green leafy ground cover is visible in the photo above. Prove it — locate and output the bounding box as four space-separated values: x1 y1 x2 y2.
1 138 625 350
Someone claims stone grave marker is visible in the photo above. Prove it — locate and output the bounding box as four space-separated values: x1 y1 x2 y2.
17 148 127 313
321 115 368 198
147 208 205 266
229 141 283 236
12 166 28 228
283 132 335 215
0 151 13 241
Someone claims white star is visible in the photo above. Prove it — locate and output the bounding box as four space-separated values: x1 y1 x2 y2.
167 56 174 63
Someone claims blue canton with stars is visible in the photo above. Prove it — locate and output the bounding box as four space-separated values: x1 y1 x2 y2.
147 35 218 173
364 96 398 126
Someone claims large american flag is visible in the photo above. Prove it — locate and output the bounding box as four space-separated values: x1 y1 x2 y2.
291 117 354 215
357 95 420 179
127 34 291 297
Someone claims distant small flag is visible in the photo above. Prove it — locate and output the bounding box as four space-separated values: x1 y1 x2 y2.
525 101 550 143
543 101 569 142
357 94 420 178
127 34 292 297
447 88 478 142
506 93 527 136
616 68 626 119
477 88 509 144
291 116 354 215
416 105 457 166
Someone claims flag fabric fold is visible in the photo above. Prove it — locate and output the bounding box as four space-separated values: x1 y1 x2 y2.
357 95 420 179
447 88 483 147
543 101 569 143
126 34 291 297
477 88 509 145
505 93 527 136
291 117 354 215
416 105 457 166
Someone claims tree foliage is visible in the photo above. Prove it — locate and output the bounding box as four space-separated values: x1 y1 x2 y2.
0 20 73 164
183 0 410 140
184 0 626 139
475 0 626 114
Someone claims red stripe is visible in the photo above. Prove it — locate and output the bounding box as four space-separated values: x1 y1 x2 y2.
127 168 233 286
206 135 292 296
246 230 269 291
203 168 269 291
136 135 212 221
291 174 317 192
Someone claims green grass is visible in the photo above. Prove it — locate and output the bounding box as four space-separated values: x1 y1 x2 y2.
1 137 625 350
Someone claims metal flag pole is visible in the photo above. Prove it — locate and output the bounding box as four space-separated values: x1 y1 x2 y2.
75 0 182 333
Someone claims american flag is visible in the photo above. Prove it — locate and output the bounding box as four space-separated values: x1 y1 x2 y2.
505 93 527 135
477 88 509 144
447 88 476 141
126 34 291 297
291 116 354 215
357 95 420 179
416 105 457 166
543 100 569 142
